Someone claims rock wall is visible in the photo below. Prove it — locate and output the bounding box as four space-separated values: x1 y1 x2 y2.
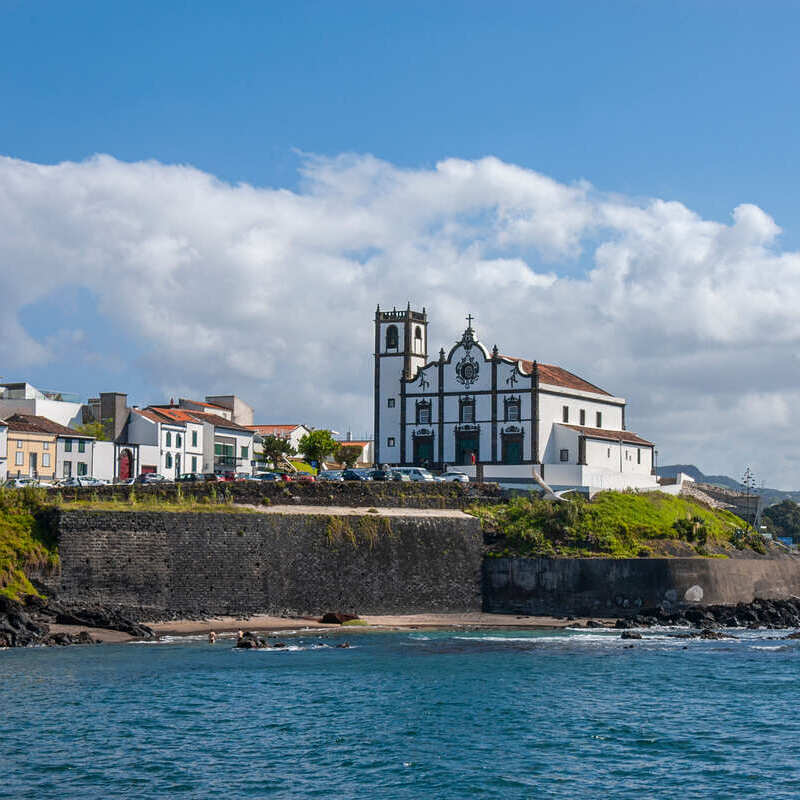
484 555 800 617
50 481 505 509
54 510 483 617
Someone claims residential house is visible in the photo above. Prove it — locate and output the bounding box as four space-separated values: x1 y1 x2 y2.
3 414 94 481
334 437 374 466
126 405 255 478
0 382 83 428
247 425 312 457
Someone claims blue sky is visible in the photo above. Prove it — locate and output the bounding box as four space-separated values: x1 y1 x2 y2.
2 1 800 481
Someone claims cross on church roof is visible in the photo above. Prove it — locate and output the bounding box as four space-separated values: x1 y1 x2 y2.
466 313 474 329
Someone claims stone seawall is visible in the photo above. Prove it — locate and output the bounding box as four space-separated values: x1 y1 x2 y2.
55 510 483 617
484 555 800 617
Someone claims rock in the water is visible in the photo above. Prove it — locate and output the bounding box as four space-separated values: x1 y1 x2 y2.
620 631 642 640
585 620 604 628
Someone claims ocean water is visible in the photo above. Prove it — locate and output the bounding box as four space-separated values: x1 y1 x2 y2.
2 627 800 799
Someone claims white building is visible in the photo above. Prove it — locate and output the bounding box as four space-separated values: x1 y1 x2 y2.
247 424 312 456
126 406 255 479
0 382 83 428
374 305 657 492
56 430 97 480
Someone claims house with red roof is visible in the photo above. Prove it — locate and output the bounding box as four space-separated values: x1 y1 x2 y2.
246 424 312 457
374 306 658 491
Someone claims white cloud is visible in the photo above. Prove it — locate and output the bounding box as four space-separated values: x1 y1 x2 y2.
1 152 799 485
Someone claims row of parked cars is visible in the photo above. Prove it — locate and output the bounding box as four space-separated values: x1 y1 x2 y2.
3 467 471 489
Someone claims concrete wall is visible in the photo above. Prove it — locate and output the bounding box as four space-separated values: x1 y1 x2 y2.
484 555 800 617
55 510 483 617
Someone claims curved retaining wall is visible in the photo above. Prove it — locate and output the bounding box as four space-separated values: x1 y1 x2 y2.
483 555 800 616
55 510 483 617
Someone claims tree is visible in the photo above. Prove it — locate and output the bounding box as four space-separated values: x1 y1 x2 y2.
74 421 107 441
335 445 362 469
260 435 295 468
297 430 339 472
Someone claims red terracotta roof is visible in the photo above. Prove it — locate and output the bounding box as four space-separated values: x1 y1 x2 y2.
2 413 94 438
247 424 307 435
559 423 653 446
501 356 611 396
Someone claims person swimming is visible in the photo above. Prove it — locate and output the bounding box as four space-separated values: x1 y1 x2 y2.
208 631 217 644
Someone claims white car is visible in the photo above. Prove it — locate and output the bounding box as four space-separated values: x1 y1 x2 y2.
392 467 436 482
4 478 53 488
439 471 470 484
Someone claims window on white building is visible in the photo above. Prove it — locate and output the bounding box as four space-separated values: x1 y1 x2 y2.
637 449 641 465
387 398 395 408
192 431 198 447
579 409 585 426
505 398 520 422
387 437 395 447
241 446 248 459
460 398 475 423
15 452 23 466
77 462 88 476
176 434 182 448
416 401 431 425
596 411 602 428
191 456 197 471
63 462 71 477
166 453 173 469
562 406 569 423
65 439 72 452
560 449 569 462
78 440 86 453
607 447 611 458
166 431 172 447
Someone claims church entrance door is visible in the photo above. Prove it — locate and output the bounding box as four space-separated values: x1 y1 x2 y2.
455 432 479 466
502 436 522 465
413 436 434 466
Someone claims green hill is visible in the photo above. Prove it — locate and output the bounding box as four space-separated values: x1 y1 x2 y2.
471 490 763 558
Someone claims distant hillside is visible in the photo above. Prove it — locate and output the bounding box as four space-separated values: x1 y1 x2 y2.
657 464 800 506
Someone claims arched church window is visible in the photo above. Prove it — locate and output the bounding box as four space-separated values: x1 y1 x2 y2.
386 325 398 350
414 326 423 353
459 397 475 424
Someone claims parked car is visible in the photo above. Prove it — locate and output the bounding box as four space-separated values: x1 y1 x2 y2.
234 472 252 481
368 469 394 481
438 470 470 484
342 469 371 481
57 477 83 488
203 473 222 482
391 467 436 482
177 472 203 482
4 477 52 488
317 470 345 481
390 470 412 482
292 473 316 482
77 477 108 487
135 473 168 484
252 472 281 481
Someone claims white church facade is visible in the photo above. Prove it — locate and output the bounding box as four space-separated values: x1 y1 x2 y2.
373 305 658 491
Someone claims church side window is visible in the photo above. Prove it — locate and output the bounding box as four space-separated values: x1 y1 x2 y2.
387 437 395 447
562 406 569 423
460 398 475 423
385 325 398 350
416 400 431 425
414 326 423 353
387 398 395 408
560 449 569 462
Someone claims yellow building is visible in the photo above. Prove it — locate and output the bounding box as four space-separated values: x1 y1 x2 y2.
3 413 91 482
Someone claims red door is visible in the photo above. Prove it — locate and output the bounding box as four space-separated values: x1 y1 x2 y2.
119 449 132 481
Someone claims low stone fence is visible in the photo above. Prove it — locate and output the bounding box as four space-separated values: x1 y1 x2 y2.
50 480 505 509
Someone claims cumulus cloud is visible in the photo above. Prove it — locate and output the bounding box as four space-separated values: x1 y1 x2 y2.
1 152 799 485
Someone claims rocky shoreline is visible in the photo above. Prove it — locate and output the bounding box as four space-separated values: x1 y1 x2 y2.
0 593 154 647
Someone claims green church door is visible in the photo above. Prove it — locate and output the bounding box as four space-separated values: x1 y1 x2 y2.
414 437 434 465
455 433 479 465
502 436 523 465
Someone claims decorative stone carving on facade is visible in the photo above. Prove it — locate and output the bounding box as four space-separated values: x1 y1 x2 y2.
455 352 480 387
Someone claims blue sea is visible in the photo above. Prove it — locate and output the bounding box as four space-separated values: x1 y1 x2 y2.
2 626 800 799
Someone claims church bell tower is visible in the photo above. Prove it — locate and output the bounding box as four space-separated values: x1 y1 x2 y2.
373 303 428 465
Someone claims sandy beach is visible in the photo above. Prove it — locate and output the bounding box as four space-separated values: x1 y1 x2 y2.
45 612 615 644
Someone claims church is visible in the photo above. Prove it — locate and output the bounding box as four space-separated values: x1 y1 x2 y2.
373 305 658 491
